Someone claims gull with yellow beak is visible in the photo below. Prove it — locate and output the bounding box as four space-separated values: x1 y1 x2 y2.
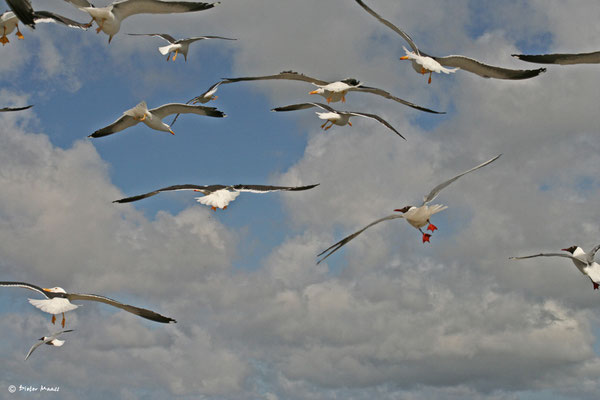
88 101 225 138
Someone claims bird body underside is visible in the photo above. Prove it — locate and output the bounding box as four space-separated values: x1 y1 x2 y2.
404 204 447 228
28 298 79 315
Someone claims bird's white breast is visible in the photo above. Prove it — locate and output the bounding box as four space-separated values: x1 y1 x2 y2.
28 298 79 315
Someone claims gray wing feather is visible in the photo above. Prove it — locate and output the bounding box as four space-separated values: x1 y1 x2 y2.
67 293 176 323
0 105 33 112
422 154 501 205
179 35 236 44
587 243 600 263
230 184 319 192
346 111 406 139
0 281 49 298
33 11 89 29
127 33 177 43
512 52 600 65
352 86 444 114
271 102 333 113
317 214 404 264
431 55 546 79
6 0 36 27
354 0 419 53
223 70 330 86
150 103 225 119
112 0 217 21
113 184 226 203
88 115 139 138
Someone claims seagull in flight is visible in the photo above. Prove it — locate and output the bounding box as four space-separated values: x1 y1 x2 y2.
25 329 74 361
271 102 405 139
190 70 445 113
510 244 600 290
68 0 219 43
354 0 546 83
0 281 176 327
127 33 236 61
317 154 501 264
88 101 225 138
114 183 320 211
1 10 87 45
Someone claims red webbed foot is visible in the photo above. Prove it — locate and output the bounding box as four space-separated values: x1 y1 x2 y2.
427 223 437 232
422 233 431 243
593 281 599 290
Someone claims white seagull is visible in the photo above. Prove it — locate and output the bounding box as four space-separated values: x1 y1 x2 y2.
0 104 33 112
317 154 501 264
271 102 405 139
510 244 600 290
127 33 236 61
70 0 219 43
355 0 546 83
0 281 176 327
88 101 225 138
114 183 320 211
1 10 88 45
512 51 600 65
189 71 445 113
25 329 74 361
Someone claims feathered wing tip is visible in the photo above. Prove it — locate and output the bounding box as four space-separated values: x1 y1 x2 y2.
428 204 448 215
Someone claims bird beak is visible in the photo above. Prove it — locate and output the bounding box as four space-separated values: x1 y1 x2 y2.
561 248 569 252
399 56 409 60
42 288 51 291
309 90 319 95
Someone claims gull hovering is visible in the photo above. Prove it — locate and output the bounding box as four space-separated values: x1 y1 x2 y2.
271 102 405 139
512 51 600 65
189 70 444 113
114 183 320 211
0 10 88 45
127 33 236 61
0 281 176 327
25 329 74 361
70 0 219 43
510 244 600 290
317 155 501 264
355 0 546 83
88 101 225 138
0 104 33 112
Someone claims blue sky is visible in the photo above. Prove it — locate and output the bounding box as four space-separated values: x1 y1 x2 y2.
2 0 600 399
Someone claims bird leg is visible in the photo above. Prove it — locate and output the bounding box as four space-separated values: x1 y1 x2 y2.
419 228 431 243
61 313 65 328
172 49 178 61
95 19 105 34
427 220 438 232
166 52 171 62
0 26 9 45
324 124 333 131
428 72 432 84
16 24 24 40
51 314 56 325
326 96 332 104
211 206 217 211
341 92 346 103
83 18 94 29
347 121 352 127
223 205 227 210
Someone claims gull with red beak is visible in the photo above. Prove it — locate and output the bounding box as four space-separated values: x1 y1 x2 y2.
510 244 600 290
317 154 501 264
0 281 176 327
25 329 74 361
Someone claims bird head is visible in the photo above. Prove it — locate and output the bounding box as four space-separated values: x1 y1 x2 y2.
561 246 578 254
393 206 411 213
43 287 67 294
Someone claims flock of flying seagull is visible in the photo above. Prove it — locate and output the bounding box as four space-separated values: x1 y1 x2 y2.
1 0 599 361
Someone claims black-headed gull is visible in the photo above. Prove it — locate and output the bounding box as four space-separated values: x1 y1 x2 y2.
317 155 501 264
25 329 74 361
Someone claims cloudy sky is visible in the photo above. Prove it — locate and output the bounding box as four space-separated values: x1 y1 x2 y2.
1 0 600 398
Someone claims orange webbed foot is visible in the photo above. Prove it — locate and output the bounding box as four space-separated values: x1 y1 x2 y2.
211 206 217 211
422 233 431 243
427 223 437 232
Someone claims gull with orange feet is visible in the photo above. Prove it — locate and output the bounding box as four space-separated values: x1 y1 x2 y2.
355 0 545 83
114 183 320 211
0 281 176 328
510 244 600 291
317 154 501 264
